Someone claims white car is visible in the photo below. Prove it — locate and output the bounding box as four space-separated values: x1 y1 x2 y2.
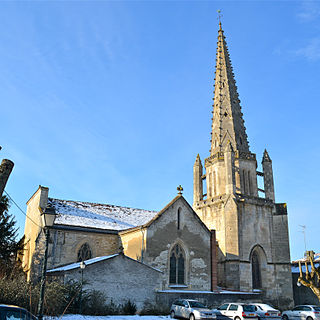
170 299 217 320
251 303 281 320
214 303 258 320
282 305 320 320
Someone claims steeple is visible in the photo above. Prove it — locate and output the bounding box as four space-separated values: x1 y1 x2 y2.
211 22 249 155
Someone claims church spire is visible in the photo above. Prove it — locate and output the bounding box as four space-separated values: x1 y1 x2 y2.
210 22 249 155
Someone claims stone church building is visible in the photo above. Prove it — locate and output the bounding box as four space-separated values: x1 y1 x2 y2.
21 23 293 308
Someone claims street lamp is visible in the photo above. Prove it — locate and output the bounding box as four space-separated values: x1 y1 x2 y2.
79 261 86 314
297 280 301 287
37 205 56 320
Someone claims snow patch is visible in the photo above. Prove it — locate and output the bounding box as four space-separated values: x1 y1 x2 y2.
191 258 206 269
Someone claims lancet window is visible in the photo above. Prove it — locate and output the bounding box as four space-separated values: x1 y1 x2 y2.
169 244 185 285
251 250 262 289
77 243 92 262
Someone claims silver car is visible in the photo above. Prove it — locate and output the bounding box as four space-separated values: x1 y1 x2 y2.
282 305 320 320
170 299 217 320
251 303 281 320
214 303 258 320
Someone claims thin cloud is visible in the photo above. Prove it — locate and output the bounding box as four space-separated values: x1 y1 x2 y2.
297 0 320 22
294 37 320 61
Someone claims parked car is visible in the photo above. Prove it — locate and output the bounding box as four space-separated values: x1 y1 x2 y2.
0 305 37 320
214 303 258 320
251 303 281 320
282 305 320 320
170 299 217 320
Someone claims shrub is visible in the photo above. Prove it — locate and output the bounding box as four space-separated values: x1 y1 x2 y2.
140 300 170 315
121 299 137 315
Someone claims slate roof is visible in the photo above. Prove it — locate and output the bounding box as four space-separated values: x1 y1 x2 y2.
48 198 158 231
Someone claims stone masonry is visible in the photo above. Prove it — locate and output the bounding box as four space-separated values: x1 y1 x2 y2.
192 22 293 308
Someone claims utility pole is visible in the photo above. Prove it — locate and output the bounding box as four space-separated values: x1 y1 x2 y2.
0 146 14 198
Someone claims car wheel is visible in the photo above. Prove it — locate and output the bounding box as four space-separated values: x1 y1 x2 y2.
171 311 176 319
235 316 241 320
306 317 313 320
190 314 195 320
282 315 288 320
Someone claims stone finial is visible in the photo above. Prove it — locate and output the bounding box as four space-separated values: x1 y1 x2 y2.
177 185 183 195
262 149 271 162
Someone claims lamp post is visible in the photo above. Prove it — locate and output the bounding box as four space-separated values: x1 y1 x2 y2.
79 261 86 314
37 206 56 320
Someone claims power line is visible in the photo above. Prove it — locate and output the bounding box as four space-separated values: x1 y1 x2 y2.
4 190 42 229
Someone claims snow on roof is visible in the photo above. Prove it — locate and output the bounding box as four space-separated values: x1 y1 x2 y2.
292 253 320 264
48 198 158 231
47 254 119 273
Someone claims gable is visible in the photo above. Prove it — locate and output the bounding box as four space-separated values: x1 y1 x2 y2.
147 196 212 237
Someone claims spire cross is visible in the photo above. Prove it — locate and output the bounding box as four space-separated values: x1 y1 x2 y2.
217 9 223 28
177 185 183 195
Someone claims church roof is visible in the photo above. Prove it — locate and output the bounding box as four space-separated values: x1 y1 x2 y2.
48 198 158 231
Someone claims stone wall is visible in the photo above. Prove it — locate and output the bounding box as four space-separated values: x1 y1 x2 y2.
22 186 48 281
24 186 121 281
53 254 162 310
156 291 262 309
292 272 319 305
143 197 213 291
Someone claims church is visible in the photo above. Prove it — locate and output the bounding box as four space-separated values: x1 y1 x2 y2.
21 23 293 308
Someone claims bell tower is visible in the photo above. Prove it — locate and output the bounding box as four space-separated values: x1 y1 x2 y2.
192 22 293 306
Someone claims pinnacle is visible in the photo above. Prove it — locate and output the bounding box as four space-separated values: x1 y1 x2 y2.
194 153 202 165
262 149 272 162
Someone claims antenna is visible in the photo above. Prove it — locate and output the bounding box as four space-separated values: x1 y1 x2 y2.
299 225 307 254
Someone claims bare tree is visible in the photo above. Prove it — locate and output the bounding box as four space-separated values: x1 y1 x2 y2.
298 250 320 302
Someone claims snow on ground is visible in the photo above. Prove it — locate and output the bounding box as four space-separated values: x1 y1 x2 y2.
45 315 170 320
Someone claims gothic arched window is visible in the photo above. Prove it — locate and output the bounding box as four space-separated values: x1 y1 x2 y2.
252 250 261 289
169 244 185 285
77 243 92 262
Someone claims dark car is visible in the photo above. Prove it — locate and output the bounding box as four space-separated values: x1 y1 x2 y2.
0 305 37 320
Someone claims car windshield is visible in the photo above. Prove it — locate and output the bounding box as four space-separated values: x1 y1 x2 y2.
189 301 206 308
243 305 256 312
313 307 320 312
258 304 276 311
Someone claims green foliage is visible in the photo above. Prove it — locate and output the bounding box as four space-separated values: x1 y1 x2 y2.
121 299 137 315
0 275 142 316
81 290 118 315
0 195 23 278
140 300 170 315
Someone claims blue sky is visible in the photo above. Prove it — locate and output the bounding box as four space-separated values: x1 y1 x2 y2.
1 0 319 260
